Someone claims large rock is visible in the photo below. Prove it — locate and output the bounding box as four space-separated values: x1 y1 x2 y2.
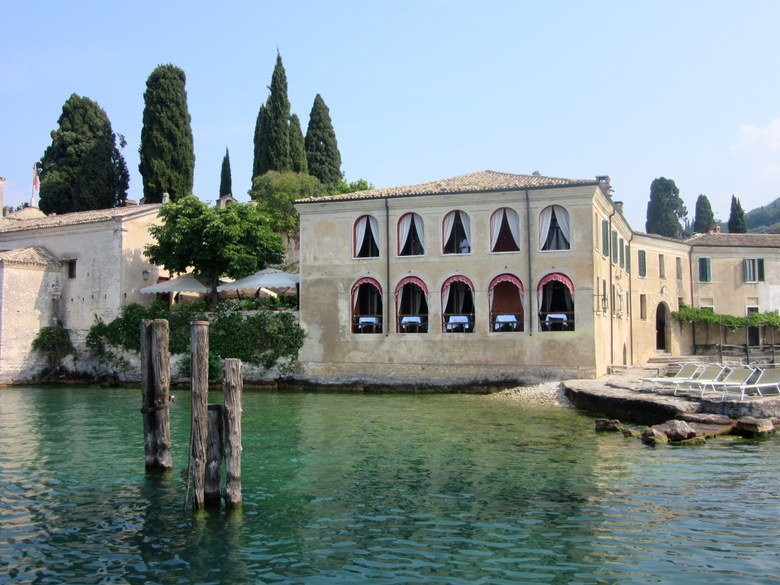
734 417 775 437
595 418 623 432
653 420 697 442
677 413 735 425
641 427 669 445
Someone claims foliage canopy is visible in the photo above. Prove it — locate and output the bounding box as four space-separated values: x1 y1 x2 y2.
249 171 323 236
219 147 232 198
305 94 342 186
727 195 747 233
692 194 715 233
645 177 687 238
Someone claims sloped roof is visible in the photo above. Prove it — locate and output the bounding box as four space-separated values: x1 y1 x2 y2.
632 231 690 245
0 246 61 268
0 204 160 233
298 170 600 203
686 232 780 248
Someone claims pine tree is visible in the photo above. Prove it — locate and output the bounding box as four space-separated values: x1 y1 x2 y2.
38 94 129 214
220 148 232 197
645 177 687 238
728 195 747 233
289 114 308 174
255 53 292 175
138 64 195 202
252 104 268 181
305 93 342 186
693 194 715 233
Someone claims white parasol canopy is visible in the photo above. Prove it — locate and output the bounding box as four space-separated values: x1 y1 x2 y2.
140 273 215 294
217 268 300 292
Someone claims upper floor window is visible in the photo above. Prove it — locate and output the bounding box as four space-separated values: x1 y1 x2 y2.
65 259 77 279
601 220 609 257
540 205 570 251
354 215 379 258
638 250 647 277
698 257 712 282
490 208 520 252
443 210 471 254
398 213 425 256
676 257 683 279
744 258 765 282
619 238 625 268
659 254 665 278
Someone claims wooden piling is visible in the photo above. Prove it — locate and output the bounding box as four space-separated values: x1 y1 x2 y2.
222 358 243 508
140 319 172 471
205 404 224 507
190 321 210 510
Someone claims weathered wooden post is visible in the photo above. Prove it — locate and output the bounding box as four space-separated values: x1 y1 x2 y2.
140 319 172 471
205 404 224 507
223 358 243 508
190 321 210 510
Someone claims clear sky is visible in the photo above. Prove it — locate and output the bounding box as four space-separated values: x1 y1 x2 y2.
2 0 780 230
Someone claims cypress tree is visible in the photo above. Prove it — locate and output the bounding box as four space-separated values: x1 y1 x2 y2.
256 53 292 175
305 93 342 186
645 177 687 238
289 114 308 174
39 94 129 214
138 64 195 202
220 148 232 197
728 195 747 233
693 194 715 233
252 104 268 181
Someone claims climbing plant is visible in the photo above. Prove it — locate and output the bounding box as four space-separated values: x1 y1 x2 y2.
672 303 780 329
32 322 75 372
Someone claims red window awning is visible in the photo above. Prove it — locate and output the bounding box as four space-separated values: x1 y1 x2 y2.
489 273 524 293
537 272 574 294
395 276 428 296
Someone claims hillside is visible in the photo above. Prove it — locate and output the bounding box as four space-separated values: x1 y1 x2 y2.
746 197 780 233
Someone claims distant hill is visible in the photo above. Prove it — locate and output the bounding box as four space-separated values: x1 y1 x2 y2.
746 198 780 233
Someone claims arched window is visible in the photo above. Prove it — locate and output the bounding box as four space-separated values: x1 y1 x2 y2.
442 210 471 254
441 275 475 332
396 277 428 333
539 205 570 251
538 273 574 331
490 208 520 252
489 274 524 332
398 213 425 256
351 278 383 333
353 215 380 258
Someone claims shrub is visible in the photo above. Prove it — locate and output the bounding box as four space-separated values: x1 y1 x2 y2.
32 322 74 371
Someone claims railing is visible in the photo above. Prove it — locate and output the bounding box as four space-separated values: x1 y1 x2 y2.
442 313 475 333
490 313 523 332
397 314 428 333
353 314 382 334
539 311 575 331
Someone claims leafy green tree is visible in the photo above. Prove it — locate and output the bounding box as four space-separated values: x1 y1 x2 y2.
328 177 374 196
289 114 308 174
38 94 129 214
255 53 292 176
145 195 285 303
138 64 195 202
305 94 342 186
220 148 232 197
252 104 268 180
645 177 687 238
728 194 747 233
693 194 715 233
249 171 323 236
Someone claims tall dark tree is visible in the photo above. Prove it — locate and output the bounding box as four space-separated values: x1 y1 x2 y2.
645 177 687 238
38 94 129 214
255 53 292 176
289 114 308 174
305 94 342 186
138 64 194 202
252 104 268 181
693 194 715 233
220 148 232 197
728 195 747 233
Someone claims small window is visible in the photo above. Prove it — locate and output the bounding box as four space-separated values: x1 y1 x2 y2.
744 258 765 282
65 260 77 279
490 208 520 252
638 250 647 277
398 213 425 256
354 215 380 258
443 211 471 255
659 254 665 278
676 257 683 280
601 220 609 257
698 258 712 282
640 294 647 320
540 206 570 251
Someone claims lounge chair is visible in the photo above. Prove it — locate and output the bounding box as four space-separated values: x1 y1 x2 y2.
721 367 780 401
693 366 756 397
640 362 702 392
669 364 728 395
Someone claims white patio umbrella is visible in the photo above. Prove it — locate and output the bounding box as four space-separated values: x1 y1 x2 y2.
216 268 300 292
140 273 214 294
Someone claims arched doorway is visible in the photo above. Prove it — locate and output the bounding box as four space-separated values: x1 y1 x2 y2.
655 302 669 350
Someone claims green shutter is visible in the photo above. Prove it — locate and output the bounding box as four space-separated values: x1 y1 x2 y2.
626 245 631 274
758 258 765 281
619 238 625 268
638 250 646 277
699 257 711 282
743 259 749 282
602 220 609 257
611 231 618 263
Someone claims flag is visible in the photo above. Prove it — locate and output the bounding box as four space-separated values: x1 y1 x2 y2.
32 164 40 193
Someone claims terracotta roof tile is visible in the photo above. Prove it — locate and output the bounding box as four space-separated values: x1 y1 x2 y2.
298 170 599 203
686 232 780 248
0 246 61 268
0 204 160 233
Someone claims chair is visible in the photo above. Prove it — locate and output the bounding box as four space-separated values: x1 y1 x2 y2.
639 362 701 392
668 364 727 395
693 366 756 397
721 367 780 401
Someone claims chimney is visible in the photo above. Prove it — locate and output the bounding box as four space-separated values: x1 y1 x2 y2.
707 225 721 234
614 201 624 214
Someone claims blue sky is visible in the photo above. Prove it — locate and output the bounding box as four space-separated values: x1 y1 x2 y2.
2 0 780 229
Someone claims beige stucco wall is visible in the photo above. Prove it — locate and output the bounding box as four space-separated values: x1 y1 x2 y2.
296 184 609 384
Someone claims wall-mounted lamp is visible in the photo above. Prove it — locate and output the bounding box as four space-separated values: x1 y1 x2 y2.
142 269 150 281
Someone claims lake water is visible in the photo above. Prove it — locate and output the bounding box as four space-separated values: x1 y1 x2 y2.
1 387 779 584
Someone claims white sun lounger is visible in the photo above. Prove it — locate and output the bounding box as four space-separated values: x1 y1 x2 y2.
640 362 702 392
720 367 780 401
692 366 756 397
669 364 728 395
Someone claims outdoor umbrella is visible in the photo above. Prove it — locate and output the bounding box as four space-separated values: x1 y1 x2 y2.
140 273 215 294
216 268 300 292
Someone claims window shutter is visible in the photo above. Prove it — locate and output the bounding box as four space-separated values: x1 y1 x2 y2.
638 250 646 277
626 245 631 274
602 221 609 257
743 259 749 282
611 231 618 263
619 238 625 268
758 259 765 281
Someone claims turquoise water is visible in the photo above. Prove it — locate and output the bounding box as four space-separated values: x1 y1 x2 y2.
1 387 779 584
